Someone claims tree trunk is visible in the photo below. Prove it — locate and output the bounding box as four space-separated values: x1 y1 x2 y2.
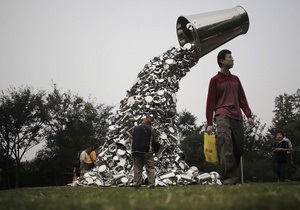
14 161 20 188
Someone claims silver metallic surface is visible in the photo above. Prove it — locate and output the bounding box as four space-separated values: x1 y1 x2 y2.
72 43 214 187
69 6 250 188
176 6 249 60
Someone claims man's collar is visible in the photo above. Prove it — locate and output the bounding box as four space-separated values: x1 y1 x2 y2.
218 71 231 77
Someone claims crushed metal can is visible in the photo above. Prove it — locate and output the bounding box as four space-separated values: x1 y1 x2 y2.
70 44 221 187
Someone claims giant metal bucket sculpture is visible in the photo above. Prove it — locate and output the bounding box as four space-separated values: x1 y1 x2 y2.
73 6 249 187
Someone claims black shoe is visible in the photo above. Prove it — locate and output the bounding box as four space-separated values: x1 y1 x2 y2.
222 178 238 185
134 185 141 189
148 185 155 189
223 181 236 185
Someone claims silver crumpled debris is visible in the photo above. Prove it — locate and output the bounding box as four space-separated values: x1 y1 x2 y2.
69 43 222 187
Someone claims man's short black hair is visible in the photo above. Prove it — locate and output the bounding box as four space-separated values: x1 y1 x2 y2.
217 49 231 68
276 130 285 137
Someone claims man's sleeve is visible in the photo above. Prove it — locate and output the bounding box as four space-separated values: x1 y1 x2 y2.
91 151 97 162
206 78 216 126
285 138 292 149
151 128 157 142
283 141 289 149
238 79 252 118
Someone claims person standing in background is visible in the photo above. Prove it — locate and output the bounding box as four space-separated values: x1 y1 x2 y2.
79 145 92 177
86 143 100 171
131 117 157 189
273 131 289 182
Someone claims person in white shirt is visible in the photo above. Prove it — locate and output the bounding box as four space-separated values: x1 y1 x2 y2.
79 145 92 177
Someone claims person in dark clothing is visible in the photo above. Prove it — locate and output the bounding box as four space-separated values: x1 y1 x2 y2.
283 137 293 180
131 117 157 189
206 49 255 185
272 131 289 182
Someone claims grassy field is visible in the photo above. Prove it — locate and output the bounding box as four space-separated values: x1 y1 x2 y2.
1 182 300 210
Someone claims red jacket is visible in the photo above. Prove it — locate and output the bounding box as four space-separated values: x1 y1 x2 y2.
206 71 252 126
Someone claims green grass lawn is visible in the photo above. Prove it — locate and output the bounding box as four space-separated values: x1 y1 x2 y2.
1 182 300 210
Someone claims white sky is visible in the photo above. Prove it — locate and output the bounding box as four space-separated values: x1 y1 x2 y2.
1 0 300 160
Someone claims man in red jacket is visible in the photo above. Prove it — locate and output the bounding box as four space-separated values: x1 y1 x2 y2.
206 49 255 185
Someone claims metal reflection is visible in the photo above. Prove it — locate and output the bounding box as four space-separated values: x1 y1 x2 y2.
71 5 250 187
72 43 221 187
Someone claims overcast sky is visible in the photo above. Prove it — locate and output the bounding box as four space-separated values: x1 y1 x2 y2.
1 0 299 160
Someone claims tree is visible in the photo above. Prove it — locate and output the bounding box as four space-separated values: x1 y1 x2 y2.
180 132 203 169
180 129 221 174
0 86 47 188
176 111 219 172
240 115 275 181
267 89 300 173
268 89 300 145
243 115 268 161
176 110 202 142
34 85 113 185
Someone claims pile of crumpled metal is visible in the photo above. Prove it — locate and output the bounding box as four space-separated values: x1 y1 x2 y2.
69 44 222 187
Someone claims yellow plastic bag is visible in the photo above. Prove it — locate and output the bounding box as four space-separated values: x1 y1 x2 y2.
204 133 219 164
